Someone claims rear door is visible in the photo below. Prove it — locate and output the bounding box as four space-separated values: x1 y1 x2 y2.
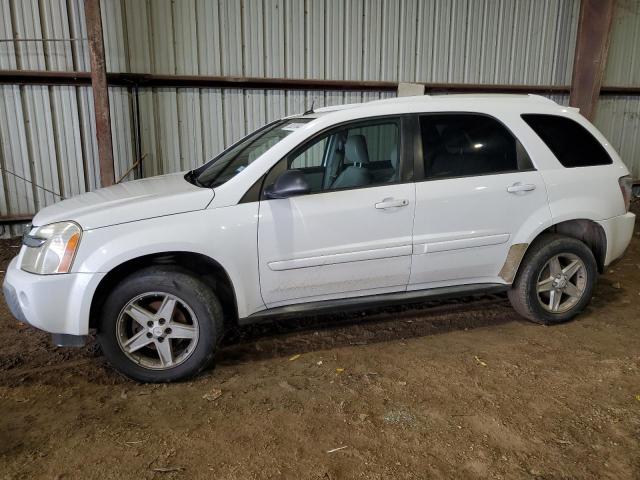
257 116 416 307
409 113 552 289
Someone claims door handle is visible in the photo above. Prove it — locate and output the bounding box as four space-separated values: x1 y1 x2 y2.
375 198 409 209
507 182 536 193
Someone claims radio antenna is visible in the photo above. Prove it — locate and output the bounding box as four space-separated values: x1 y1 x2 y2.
303 99 315 115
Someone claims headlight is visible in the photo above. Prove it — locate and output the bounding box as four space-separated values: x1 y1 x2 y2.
20 221 82 274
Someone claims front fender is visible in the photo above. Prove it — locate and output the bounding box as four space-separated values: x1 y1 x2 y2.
74 206 264 318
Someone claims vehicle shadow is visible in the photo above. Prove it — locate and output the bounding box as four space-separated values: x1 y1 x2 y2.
0 294 518 388
216 293 518 367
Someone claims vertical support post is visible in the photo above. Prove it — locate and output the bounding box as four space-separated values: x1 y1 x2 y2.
84 0 114 187
569 0 616 121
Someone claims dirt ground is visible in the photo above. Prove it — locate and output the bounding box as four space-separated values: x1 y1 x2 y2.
1 205 639 480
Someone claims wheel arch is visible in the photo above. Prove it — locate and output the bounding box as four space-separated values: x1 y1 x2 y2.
89 251 238 330
508 218 607 282
542 219 607 273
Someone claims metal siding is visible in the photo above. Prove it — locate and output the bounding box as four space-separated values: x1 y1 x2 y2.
243 0 265 78
149 0 175 74
132 88 396 177
20 86 59 209
0 0 16 70
284 0 305 78
108 86 135 181
100 1 584 85
362 0 383 81
265 89 286 120
123 0 152 73
40 0 74 71
306 0 325 79
325 0 344 81
244 89 267 134
595 96 640 179
68 0 91 71
195 0 222 75
11 0 45 70
174 0 198 75
264 0 285 78
397 0 418 82
178 88 204 171
136 88 158 178
77 85 100 191
0 85 35 215
50 85 86 198
152 88 181 174
222 88 246 146
100 0 128 72
343 0 363 81
7 0 640 238
605 1 640 87
200 88 225 162
219 0 243 76
380 0 400 82
585 1 640 177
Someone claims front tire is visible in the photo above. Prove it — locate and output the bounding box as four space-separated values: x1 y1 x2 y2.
97 266 223 382
508 234 597 325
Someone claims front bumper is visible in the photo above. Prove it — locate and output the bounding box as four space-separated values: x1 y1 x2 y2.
2 254 106 338
598 212 636 266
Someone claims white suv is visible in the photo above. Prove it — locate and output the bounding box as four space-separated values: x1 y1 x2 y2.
3 94 635 382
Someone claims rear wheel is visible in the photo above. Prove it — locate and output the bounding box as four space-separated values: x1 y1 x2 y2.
508 234 597 325
97 267 223 382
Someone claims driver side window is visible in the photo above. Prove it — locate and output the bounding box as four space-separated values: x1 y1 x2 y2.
267 118 401 195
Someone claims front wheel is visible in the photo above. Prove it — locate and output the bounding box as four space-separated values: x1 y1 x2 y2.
97 267 223 382
508 234 598 325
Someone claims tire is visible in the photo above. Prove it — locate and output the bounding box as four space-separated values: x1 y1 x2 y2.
97 266 224 382
508 233 598 325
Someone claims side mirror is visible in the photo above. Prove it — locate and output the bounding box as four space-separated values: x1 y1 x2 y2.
264 170 310 199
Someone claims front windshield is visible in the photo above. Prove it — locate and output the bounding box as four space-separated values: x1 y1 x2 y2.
194 118 313 187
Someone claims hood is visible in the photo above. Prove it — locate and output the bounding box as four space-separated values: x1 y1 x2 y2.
32 172 214 230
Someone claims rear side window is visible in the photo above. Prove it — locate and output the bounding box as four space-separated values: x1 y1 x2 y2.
419 114 532 180
521 114 612 168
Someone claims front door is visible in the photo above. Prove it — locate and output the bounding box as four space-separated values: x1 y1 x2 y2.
257 117 416 307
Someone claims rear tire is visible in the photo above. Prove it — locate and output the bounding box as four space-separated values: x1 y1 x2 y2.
97 266 223 382
508 234 597 325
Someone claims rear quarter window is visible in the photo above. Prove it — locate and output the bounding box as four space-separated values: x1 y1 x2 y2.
521 114 612 168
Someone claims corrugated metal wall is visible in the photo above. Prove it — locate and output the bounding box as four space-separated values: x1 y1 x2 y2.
595 0 640 179
1 0 637 237
0 0 135 236
102 0 579 83
97 0 579 176
596 96 640 179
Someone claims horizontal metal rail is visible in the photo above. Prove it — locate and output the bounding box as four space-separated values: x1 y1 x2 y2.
0 38 86 43
0 215 32 225
0 70 637 95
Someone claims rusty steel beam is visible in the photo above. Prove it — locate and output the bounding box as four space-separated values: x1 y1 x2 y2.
1 70 639 96
0 70 91 85
600 85 640 95
570 0 616 120
0 70 573 92
84 0 114 188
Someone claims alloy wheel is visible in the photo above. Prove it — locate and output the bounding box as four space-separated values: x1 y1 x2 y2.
536 253 587 314
115 292 200 370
